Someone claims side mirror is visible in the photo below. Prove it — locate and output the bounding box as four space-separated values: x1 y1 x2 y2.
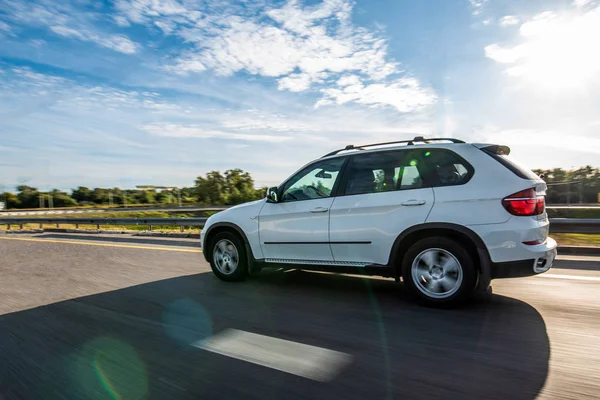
266 187 279 203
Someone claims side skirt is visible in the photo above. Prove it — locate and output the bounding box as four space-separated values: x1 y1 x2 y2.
255 259 396 278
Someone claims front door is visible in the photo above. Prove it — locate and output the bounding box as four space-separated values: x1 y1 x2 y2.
259 157 346 262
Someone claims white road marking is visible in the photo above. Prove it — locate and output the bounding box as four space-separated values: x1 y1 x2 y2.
538 274 600 282
192 329 352 382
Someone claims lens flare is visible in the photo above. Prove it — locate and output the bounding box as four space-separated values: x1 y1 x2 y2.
94 358 121 400
163 299 213 345
70 337 148 400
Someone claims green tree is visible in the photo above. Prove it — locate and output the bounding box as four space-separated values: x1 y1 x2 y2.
133 190 155 204
223 169 260 205
195 171 227 204
91 188 109 204
52 193 78 207
1 192 20 209
194 169 265 205
16 185 40 208
71 186 92 203
534 166 600 204
156 190 174 204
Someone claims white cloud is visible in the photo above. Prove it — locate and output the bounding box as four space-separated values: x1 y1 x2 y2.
485 5 600 90
96 34 139 54
317 78 436 112
141 123 291 142
3 68 180 112
50 25 86 39
220 110 319 132
10 67 67 86
573 0 593 8
154 0 433 113
0 20 11 33
469 0 489 16
114 0 190 24
49 25 139 54
499 15 520 26
337 75 361 86
277 73 314 92
485 44 526 63
1 0 140 54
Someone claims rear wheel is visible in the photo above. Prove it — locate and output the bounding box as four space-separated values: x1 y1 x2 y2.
209 231 248 282
401 237 477 308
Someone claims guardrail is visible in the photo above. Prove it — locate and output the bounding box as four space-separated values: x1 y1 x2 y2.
0 217 207 232
0 217 599 234
0 206 228 216
1 204 598 215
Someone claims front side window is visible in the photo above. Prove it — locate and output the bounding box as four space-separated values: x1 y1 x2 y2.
280 157 345 202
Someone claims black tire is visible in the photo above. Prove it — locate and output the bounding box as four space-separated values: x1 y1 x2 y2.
209 231 248 282
401 236 478 308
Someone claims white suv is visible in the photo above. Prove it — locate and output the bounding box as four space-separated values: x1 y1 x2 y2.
201 137 557 307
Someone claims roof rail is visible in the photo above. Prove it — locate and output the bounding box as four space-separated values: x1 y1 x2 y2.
322 136 465 158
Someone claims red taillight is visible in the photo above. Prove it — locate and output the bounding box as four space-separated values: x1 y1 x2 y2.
502 188 545 216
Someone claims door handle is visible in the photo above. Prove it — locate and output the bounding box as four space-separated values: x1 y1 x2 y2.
401 199 426 206
310 207 329 213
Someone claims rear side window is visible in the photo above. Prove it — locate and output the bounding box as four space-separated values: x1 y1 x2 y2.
343 150 421 196
342 148 473 196
416 149 473 187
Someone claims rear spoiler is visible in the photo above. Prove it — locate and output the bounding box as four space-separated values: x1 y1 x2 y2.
472 143 511 156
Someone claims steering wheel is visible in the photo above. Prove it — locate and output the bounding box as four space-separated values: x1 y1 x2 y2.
306 185 327 197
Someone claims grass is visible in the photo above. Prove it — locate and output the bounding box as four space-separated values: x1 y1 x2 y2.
552 233 600 247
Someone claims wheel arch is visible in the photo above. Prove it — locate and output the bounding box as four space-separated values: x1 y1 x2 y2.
389 223 492 291
203 222 253 264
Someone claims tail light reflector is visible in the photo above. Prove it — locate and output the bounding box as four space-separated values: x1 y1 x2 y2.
502 188 545 216
523 239 545 245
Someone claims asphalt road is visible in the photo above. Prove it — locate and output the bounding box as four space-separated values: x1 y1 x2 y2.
1 233 600 400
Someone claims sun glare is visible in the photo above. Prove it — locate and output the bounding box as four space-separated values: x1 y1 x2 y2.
486 7 600 91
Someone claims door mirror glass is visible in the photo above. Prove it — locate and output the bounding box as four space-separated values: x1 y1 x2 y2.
266 187 279 203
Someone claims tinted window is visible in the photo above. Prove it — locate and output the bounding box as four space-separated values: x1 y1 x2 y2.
415 149 473 187
343 148 473 196
281 157 345 202
344 150 426 196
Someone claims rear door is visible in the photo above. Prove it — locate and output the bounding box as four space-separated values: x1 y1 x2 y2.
329 149 434 265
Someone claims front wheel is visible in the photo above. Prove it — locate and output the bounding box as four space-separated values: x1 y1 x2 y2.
209 232 248 282
401 237 477 308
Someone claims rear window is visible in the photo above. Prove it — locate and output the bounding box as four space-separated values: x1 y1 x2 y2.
482 148 540 180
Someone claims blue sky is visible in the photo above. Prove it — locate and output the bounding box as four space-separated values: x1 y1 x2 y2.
1 0 599 191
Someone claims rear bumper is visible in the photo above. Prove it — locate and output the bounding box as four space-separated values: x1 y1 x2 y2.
491 238 557 278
